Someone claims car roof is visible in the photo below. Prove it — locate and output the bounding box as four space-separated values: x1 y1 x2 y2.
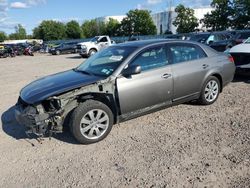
236 30 250 33
190 31 231 36
115 39 202 48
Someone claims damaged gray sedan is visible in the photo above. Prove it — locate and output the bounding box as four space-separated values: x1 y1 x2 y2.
15 40 235 144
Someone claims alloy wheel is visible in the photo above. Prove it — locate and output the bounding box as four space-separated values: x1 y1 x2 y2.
80 109 109 140
204 80 219 103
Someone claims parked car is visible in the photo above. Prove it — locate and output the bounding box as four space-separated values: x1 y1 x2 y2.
0 45 15 58
233 30 250 45
0 47 8 58
188 32 235 52
51 42 77 55
77 36 113 58
13 45 24 56
229 37 250 75
15 39 235 144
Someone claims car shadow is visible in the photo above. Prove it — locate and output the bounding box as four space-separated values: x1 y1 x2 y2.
66 55 83 59
1 105 79 145
1 106 27 139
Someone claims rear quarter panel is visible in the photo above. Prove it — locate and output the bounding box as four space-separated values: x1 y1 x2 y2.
203 53 235 89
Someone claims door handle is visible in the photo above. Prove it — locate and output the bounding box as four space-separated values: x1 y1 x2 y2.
162 73 172 79
202 64 209 69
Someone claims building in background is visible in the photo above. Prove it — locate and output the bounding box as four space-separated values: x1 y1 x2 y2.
95 7 214 35
151 8 176 35
151 7 214 34
95 15 126 23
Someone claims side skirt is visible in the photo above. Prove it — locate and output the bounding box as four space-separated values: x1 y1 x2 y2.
117 93 200 123
118 101 172 123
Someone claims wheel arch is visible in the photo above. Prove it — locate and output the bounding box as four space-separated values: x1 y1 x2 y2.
202 68 224 93
77 93 118 124
210 73 223 92
88 48 98 53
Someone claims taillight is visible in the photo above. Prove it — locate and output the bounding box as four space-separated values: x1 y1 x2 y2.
228 55 234 63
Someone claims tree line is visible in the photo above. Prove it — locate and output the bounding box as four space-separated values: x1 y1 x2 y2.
0 0 249 42
174 0 250 33
0 9 156 42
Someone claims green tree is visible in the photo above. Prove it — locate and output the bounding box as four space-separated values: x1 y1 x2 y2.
16 24 27 39
0 31 7 42
33 26 40 39
120 9 157 36
81 19 106 38
9 24 27 40
8 33 18 40
201 0 233 31
105 18 120 36
33 20 66 41
173 4 199 33
66 20 82 39
232 0 250 29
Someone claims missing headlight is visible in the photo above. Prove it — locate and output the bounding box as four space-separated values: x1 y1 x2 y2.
42 98 61 112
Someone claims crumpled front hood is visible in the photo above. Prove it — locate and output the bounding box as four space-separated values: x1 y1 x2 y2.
20 70 103 104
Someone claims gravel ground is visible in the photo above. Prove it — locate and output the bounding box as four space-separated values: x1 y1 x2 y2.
0 54 249 188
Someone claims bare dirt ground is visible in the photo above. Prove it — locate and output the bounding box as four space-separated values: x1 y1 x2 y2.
0 54 249 188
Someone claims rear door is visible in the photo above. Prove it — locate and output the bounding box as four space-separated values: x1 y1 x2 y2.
116 45 173 115
168 43 209 101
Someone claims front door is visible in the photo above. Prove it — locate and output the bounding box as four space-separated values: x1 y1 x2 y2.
98 37 109 50
116 45 173 115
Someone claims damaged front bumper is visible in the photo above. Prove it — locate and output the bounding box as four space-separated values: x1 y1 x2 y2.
15 98 50 136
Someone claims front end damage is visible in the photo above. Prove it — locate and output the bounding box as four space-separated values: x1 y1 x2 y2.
15 78 116 138
15 97 66 137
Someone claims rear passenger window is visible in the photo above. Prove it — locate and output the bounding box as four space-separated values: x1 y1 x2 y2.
130 46 168 72
169 44 207 64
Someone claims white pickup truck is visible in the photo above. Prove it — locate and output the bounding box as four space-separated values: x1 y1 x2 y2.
76 36 114 58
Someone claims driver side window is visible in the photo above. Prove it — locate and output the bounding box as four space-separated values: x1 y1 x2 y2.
100 37 108 42
130 46 168 72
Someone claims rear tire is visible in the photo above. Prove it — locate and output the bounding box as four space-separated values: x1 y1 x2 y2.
198 76 220 105
70 100 114 144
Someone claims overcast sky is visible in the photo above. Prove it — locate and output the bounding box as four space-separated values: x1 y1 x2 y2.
0 0 211 34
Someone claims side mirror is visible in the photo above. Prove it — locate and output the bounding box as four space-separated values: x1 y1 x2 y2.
123 65 141 76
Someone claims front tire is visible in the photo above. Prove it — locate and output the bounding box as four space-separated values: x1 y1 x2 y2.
198 76 220 105
88 49 97 57
70 100 114 144
56 50 60 55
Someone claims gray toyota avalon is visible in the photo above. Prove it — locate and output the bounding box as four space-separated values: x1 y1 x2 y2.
15 39 236 144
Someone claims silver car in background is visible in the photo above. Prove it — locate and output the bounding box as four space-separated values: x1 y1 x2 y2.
15 39 236 144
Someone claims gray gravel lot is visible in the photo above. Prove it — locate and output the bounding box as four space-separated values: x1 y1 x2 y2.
0 53 249 188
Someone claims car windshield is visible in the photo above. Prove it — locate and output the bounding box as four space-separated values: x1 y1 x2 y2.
90 37 99 42
76 46 137 77
189 34 210 42
244 37 250 43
